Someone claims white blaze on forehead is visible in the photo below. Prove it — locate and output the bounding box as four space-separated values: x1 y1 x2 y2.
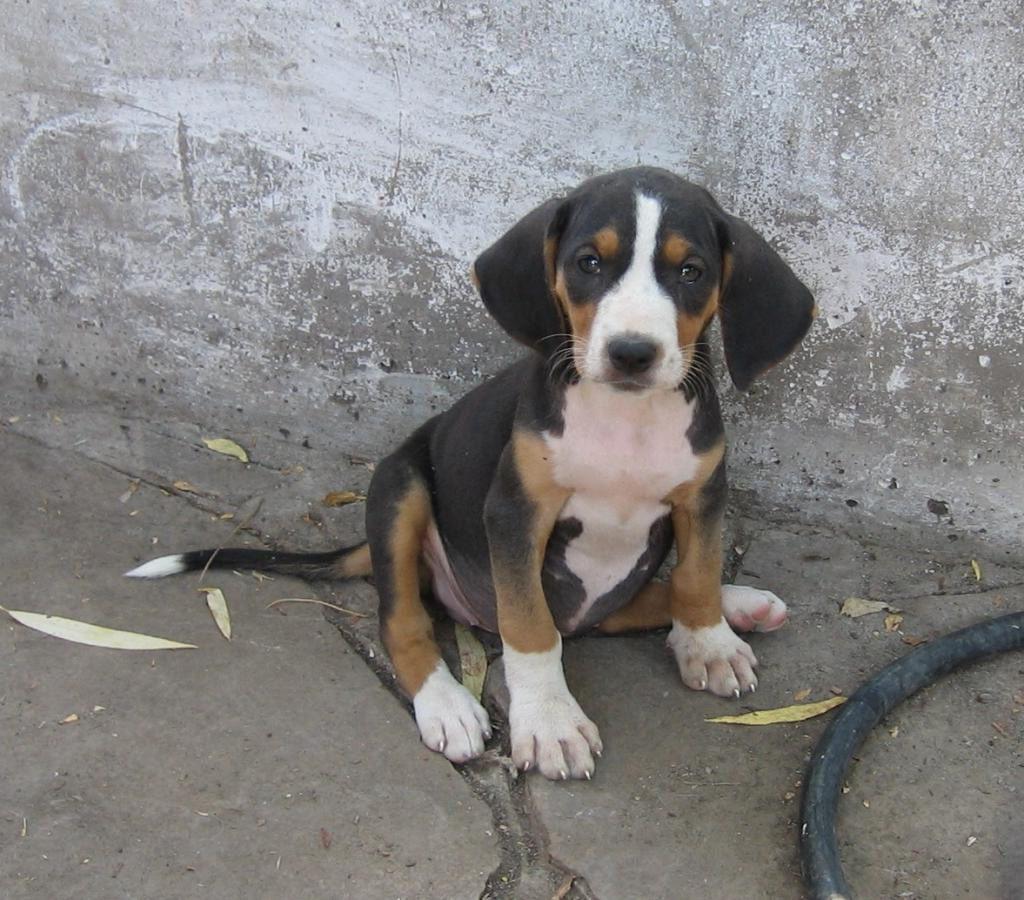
584 192 685 387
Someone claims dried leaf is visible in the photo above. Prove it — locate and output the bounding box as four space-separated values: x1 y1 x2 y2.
118 481 140 504
20 817 27 838
202 437 249 463
840 597 901 618
971 559 982 582
1 606 196 650
319 827 333 850
199 587 231 640
322 490 366 507
173 480 199 494
793 688 812 702
59 713 79 724
706 696 847 725
884 613 904 632
901 634 929 647
264 597 366 617
455 623 487 702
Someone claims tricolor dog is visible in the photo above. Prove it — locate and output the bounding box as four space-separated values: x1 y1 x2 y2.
128 167 815 781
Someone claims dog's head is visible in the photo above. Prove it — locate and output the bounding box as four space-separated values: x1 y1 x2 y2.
472 167 815 391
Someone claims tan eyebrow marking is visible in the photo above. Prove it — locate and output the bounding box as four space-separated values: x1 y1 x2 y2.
662 233 691 266
592 227 620 258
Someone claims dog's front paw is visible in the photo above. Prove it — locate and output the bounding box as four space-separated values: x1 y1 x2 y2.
667 619 758 697
413 664 491 763
722 585 788 633
509 692 602 781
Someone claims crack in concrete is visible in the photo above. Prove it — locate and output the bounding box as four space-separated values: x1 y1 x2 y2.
323 606 597 900
175 113 198 228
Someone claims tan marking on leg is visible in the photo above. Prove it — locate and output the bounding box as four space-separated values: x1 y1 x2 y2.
664 442 726 629
379 483 441 697
333 542 372 578
490 430 571 654
596 580 672 634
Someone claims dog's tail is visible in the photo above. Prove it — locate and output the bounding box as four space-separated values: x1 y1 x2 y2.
124 541 372 582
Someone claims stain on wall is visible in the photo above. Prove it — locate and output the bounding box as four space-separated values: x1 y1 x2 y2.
2 1 1022 541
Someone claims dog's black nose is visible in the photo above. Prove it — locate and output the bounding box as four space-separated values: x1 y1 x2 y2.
607 336 659 375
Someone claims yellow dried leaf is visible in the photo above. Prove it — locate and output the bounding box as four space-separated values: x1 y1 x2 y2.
173 480 199 494
322 490 366 508
59 713 79 724
202 437 249 463
1 606 196 650
793 688 812 702
840 597 901 618
884 613 904 632
706 695 847 725
198 587 231 640
455 623 487 702
971 559 982 582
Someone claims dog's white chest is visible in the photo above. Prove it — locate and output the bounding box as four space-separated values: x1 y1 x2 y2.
541 383 698 624
545 382 699 506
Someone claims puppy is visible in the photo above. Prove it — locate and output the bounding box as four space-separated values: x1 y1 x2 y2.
128 167 815 781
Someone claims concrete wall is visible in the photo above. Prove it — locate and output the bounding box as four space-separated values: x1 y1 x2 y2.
2 1 1022 543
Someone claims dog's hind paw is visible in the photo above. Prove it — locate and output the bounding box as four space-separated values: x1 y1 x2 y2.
721 585 788 633
413 663 491 764
668 618 759 697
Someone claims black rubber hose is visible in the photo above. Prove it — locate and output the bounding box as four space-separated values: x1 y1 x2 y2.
800 610 1024 900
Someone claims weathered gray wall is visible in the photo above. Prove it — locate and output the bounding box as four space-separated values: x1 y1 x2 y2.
2 1 1022 542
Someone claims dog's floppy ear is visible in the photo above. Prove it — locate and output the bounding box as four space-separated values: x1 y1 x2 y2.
472 198 570 354
715 214 816 391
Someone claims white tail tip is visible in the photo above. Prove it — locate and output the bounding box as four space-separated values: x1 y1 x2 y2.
124 554 186 579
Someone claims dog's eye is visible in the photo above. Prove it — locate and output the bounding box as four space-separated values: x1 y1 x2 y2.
577 254 601 275
680 263 703 283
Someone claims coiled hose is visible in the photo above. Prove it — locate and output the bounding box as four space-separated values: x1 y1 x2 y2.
799 610 1024 899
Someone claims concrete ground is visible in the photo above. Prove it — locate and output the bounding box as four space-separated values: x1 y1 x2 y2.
2 383 1022 899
